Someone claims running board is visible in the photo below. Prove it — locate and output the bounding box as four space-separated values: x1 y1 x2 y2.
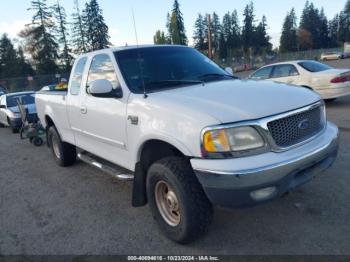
77 152 134 181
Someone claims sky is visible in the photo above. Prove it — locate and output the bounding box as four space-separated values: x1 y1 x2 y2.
0 0 347 49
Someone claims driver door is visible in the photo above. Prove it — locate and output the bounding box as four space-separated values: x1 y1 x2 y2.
77 53 129 168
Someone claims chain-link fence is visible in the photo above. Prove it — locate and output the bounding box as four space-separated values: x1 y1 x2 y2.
216 47 344 73
0 73 70 93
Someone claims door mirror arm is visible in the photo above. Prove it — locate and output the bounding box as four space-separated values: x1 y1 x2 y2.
91 88 123 98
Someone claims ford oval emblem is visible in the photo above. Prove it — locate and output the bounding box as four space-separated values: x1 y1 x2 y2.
298 119 310 130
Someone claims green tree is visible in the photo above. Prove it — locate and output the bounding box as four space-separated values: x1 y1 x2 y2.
299 1 328 49
16 46 35 76
0 34 33 78
168 0 187 45
211 12 221 53
153 30 169 44
280 8 298 52
193 13 207 51
254 15 272 54
318 8 330 48
328 14 340 47
84 0 111 51
0 34 19 78
26 0 59 74
219 11 241 59
242 2 255 57
71 0 87 54
53 0 72 72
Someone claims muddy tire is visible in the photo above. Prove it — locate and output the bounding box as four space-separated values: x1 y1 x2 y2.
147 157 213 244
48 126 76 167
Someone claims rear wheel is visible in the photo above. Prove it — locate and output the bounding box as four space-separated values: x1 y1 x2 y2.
147 157 213 244
48 126 76 166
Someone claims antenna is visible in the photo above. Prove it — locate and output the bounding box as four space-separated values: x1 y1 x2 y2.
132 7 139 46
131 7 147 98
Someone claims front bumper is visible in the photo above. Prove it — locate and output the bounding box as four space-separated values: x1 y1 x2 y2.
8 117 22 129
191 122 339 208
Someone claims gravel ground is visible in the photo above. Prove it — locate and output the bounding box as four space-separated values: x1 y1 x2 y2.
1 65 350 255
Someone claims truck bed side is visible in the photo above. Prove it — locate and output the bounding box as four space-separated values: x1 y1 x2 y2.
35 91 76 145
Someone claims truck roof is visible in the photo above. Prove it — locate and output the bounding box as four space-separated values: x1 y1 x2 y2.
75 45 190 58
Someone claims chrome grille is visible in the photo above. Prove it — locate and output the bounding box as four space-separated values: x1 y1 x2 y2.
267 106 324 148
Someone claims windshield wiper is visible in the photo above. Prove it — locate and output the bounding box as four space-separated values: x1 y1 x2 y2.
198 73 237 81
139 80 204 90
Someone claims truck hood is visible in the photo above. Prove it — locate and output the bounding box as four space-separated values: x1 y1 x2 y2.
150 80 320 123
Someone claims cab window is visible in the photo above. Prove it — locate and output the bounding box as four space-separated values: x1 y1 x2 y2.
87 54 120 90
70 57 87 95
271 64 299 78
251 66 273 80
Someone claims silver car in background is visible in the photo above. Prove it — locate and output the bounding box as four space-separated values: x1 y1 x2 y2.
0 91 37 133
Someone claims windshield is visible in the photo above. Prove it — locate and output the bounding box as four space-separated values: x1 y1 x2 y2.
298 61 332 72
114 46 233 93
6 93 35 108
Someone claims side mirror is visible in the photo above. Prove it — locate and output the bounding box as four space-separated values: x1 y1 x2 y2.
88 79 123 98
225 67 234 76
0 105 5 109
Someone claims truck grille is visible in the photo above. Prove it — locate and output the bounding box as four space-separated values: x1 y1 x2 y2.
267 106 324 148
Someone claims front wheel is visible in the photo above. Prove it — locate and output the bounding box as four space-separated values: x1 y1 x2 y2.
48 126 76 167
147 157 213 244
7 118 19 133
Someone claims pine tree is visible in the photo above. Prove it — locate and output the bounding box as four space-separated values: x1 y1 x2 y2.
84 0 110 51
16 46 35 77
71 0 87 54
318 8 330 48
211 12 221 53
53 0 72 72
220 11 241 59
242 2 255 57
153 30 169 44
254 15 271 54
193 13 206 51
0 35 33 78
26 0 59 74
0 34 19 78
168 0 187 45
280 8 298 52
328 14 340 47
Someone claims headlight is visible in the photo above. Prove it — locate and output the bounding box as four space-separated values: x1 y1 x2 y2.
203 126 265 154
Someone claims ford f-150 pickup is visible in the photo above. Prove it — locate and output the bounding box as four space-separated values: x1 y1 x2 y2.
36 45 339 243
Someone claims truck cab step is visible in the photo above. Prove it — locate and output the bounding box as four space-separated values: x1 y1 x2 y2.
77 152 134 181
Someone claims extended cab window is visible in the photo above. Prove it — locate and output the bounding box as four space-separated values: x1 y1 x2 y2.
271 64 299 78
251 66 272 80
87 54 120 90
70 57 87 95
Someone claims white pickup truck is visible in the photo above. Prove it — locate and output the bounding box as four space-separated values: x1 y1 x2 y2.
36 45 339 243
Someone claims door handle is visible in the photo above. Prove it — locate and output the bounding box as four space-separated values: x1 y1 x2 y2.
80 106 87 114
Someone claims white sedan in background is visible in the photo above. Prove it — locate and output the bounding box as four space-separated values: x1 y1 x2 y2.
320 52 342 61
249 60 350 100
